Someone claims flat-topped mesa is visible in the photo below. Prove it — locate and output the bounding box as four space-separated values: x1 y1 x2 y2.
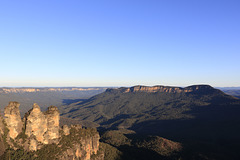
106 85 215 94
4 102 23 139
126 85 183 93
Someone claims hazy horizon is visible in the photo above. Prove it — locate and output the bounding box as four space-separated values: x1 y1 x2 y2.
0 84 239 88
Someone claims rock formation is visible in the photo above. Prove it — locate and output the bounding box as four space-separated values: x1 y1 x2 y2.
44 106 60 142
4 102 23 139
0 102 103 160
24 103 48 144
58 127 102 160
22 104 61 151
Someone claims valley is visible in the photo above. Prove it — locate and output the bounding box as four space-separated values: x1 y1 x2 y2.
0 87 106 116
1 85 240 159
61 85 240 159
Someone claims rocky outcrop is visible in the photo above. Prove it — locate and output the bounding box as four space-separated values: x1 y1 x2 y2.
44 106 60 142
58 127 102 160
24 103 48 145
23 104 60 150
0 102 103 160
4 102 23 139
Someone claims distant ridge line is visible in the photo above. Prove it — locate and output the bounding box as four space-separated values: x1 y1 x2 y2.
0 87 107 93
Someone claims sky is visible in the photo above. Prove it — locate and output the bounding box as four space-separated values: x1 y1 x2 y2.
0 0 239 87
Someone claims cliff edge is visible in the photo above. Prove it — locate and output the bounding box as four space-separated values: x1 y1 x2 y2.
106 85 219 94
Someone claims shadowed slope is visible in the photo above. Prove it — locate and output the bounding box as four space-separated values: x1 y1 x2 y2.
61 85 240 130
61 85 240 159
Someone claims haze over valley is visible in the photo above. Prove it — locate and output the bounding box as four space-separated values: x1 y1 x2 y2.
0 87 106 115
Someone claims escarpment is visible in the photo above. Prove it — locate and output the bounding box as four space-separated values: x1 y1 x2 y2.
0 102 103 160
106 84 218 94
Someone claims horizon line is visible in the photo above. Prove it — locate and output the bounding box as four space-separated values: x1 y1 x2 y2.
0 85 239 88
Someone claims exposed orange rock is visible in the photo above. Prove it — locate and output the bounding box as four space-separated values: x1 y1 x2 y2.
110 85 214 93
44 106 60 141
1 102 103 159
4 102 23 139
24 103 48 144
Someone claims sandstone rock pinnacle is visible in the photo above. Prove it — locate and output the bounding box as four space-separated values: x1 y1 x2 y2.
1 102 102 159
4 102 23 139
24 104 60 148
44 106 60 141
25 103 48 144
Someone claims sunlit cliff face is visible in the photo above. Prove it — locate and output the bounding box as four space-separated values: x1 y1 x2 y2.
107 85 214 93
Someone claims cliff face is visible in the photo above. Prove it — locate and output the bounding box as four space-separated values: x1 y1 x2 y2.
0 102 103 160
106 85 217 94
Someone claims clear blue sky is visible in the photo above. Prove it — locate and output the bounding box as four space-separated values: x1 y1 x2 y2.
0 0 239 87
